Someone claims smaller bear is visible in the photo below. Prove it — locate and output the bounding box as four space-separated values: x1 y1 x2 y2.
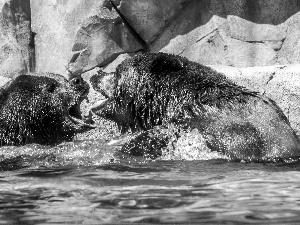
0 73 95 146
90 53 300 161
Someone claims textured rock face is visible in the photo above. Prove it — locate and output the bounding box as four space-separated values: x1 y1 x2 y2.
29 0 300 76
0 0 296 77
31 0 105 76
0 0 32 78
160 14 300 67
68 8 143 76
31 0 146 77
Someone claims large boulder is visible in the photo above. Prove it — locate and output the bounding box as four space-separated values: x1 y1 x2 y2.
31 0 110 77
161 15 292 67
277 12 300 64
160 16 228 65
31 0 143 77
0 0 32 78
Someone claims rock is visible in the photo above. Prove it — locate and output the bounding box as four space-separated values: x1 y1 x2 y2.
68 0 191 76
265 66 300 135
31 0 143 78
160 15 231 65
227 15 287 42
277 30 300 64
215 0 300 25
226 38 278 67
31 0 89 76
30 0 300 74
68 12 144 76
102 53 132 73
242 0 300 25
162 15 282 67
0 0 32 78
119 0 187 44
31 0 108 77
161 15 227 55
181 30 228 65
277 12 300 64
0 75 11 87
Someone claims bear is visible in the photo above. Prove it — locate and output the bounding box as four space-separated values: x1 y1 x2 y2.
0 73 95 146
90 52 300 161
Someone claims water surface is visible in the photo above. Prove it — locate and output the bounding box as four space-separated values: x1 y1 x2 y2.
1 140 300 224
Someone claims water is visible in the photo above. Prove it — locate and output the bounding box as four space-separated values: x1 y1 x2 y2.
1 140 300 224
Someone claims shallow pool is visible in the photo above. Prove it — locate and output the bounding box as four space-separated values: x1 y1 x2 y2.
1 140 300 224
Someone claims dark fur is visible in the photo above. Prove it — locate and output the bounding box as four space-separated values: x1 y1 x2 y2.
0 73 90 146
91 53 300 160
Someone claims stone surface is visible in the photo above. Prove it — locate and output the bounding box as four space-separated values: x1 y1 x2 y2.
31 0 158 78
0 0 32 78
227 15 287 42
31 0 144 78
161 15 285 67
68 0 188 76
161 11 300 67
68 13 143 76
31 0 111 77
277 12 300 64
181 30 228 65
119 0 186 44
161 15 227 55
161 14 290 67
277 29 300 64
102 53 132 73
29 0 300 75
226 38 278 67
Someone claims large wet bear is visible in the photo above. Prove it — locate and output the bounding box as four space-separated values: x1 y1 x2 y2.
0 73 94 146
90 53 300 161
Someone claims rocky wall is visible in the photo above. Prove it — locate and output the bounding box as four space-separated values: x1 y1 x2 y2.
0 0 32 78
29 0 300 76
30 0 145 77
1 0 300 77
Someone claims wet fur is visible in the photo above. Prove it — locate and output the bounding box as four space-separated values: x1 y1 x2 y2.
0 73 89 146
91 53 300 160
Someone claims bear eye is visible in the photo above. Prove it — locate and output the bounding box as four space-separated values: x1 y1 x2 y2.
70 76 83 86
45 83 57 93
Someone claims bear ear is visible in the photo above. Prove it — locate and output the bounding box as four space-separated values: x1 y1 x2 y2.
150 54 184 73
45 83 57 93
